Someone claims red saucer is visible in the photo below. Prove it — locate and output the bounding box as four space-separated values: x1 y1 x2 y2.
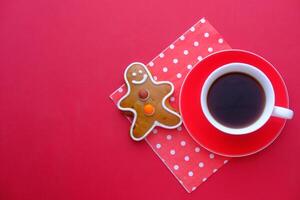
180 49 290 157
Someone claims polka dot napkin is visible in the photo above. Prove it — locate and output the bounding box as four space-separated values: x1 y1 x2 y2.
110 18 231 193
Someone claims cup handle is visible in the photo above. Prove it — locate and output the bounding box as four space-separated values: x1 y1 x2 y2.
272 106 294 119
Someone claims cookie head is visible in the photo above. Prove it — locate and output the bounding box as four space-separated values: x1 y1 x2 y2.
125 63 150 85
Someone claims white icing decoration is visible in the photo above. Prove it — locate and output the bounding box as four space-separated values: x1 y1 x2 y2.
138 70 143 74
117 62 183 141
132 72 137 76
131 74 147 85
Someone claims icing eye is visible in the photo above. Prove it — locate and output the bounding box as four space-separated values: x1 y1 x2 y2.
132 72 137 76
138 70 143 74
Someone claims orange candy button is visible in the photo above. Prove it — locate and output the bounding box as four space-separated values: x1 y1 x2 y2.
144 104 155 116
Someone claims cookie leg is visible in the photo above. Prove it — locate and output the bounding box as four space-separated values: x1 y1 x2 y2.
131 117 155 141
156 109 181 128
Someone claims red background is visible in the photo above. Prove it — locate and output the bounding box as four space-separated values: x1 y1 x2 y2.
0 0 299 199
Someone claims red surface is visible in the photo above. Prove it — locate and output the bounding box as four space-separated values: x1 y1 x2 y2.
0 0 299 199
181 50 289 157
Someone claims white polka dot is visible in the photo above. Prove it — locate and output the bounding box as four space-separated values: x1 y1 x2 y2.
132 72 137 76
170 44 175 49
149 61 154 67
188 171 194 177
197 56 203 61
195 147 200 153
176 73 182 79
153 76 157 80
190 26 195 32
138 70 143 74
194 41 199 46
218 38 224 44
184 155 190 161
180 141 186 146
180 35 185 40
224 160 228 164
166 135 172 140
204 32 209 38
174 165 179 170
183 50 189 55
156 144 161 149
209 153 215 159
192 187 197 191
187 64 192 70
213 169 218 173
153 129 158 134
198 162 204 168
159 53 164 58
200 18 206 23
163 67 168 72
208 47 213 52
173 58 178 64
202 178 207 182
170 149 176 155
177 126 182 131
170 96 175 102
118 88 123 93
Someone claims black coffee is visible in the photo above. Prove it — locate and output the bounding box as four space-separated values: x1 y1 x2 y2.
207 73 265 128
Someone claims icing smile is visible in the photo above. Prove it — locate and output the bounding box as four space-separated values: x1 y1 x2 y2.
132 74 148 84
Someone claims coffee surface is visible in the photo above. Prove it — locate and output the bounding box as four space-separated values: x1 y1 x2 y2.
207 72 265 128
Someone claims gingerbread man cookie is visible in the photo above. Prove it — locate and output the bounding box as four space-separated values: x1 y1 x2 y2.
117 62 182 141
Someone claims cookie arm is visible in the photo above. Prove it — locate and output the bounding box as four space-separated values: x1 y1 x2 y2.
118 95 133 110
157 82 173 96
